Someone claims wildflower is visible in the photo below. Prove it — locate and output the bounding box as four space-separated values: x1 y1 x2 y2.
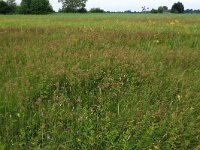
155 40 160 44
190 107 194 110
76 96 81 104
154 145 159 149
47 133 51 140
170 22 175 25
77 138 81 142
177 95 181 101
175 20 180 23
16 113 21 118
78 116 83 123
40 112 44 117
76 130 81 135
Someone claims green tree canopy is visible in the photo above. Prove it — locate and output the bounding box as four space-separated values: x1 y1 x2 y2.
151 6 168 14
163 6 168 11
0 0 9 14
6 0 16 6
20 0 31 14
90 8 104 13
31 0 54 14
7 0 17 13
0 0 17 14
171 2 184 13
20 0 53 14
158 6 164 13
150 9 158 13
58 0 87 12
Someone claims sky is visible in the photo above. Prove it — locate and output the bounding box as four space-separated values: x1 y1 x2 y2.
16 0 200 12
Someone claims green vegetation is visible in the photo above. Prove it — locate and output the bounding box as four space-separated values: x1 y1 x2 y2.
0 0 53 14
58 0 87 13
158 6 168 13
0 1 9 14
0 14 200 149
171 2 184 13
30 0 54 14
151 6 169 14
20 0 54 14
89 8 104 13
0 0 17 14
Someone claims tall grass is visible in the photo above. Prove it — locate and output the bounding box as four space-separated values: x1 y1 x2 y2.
0 14 200 149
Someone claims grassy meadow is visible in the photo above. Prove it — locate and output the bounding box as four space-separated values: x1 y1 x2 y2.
0 13 200 149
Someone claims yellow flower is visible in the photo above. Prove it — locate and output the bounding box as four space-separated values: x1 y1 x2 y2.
154 145 159 149
17 113 21 118
177 95 181 101
155 40 160 44
175 20 180 23
77 138 81 142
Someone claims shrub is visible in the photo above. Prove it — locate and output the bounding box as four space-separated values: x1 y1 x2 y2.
124 10 132 13
150 9 158 13
77 7 87 13
90 8 104 13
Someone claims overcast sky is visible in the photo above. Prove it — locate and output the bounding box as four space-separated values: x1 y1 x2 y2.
16 0 200 12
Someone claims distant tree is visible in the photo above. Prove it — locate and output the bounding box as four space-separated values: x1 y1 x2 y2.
30 0 54 14
156 6 168 13
15 5 21 13
90 8 104 13
20 0 53 14
0 0 17 14
124 10 132 13
184 9 193 13
171 2 184 13
150 6 168 14
20 0 31 14
0 1 9 14
6 0 17 13
6 0 15 6
150 9 158 13
193 9 200 13
77 7 87 13
163 6 168 11
184 9 200 13
58 7 73 13
58 0 87 13
158 6 164 13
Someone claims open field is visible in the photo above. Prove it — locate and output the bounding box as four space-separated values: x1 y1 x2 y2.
0 14 200 149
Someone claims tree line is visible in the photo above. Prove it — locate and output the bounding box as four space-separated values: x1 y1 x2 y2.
0 0 199 14
150 2 184 13
0 0 54 14
0 0 105 14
